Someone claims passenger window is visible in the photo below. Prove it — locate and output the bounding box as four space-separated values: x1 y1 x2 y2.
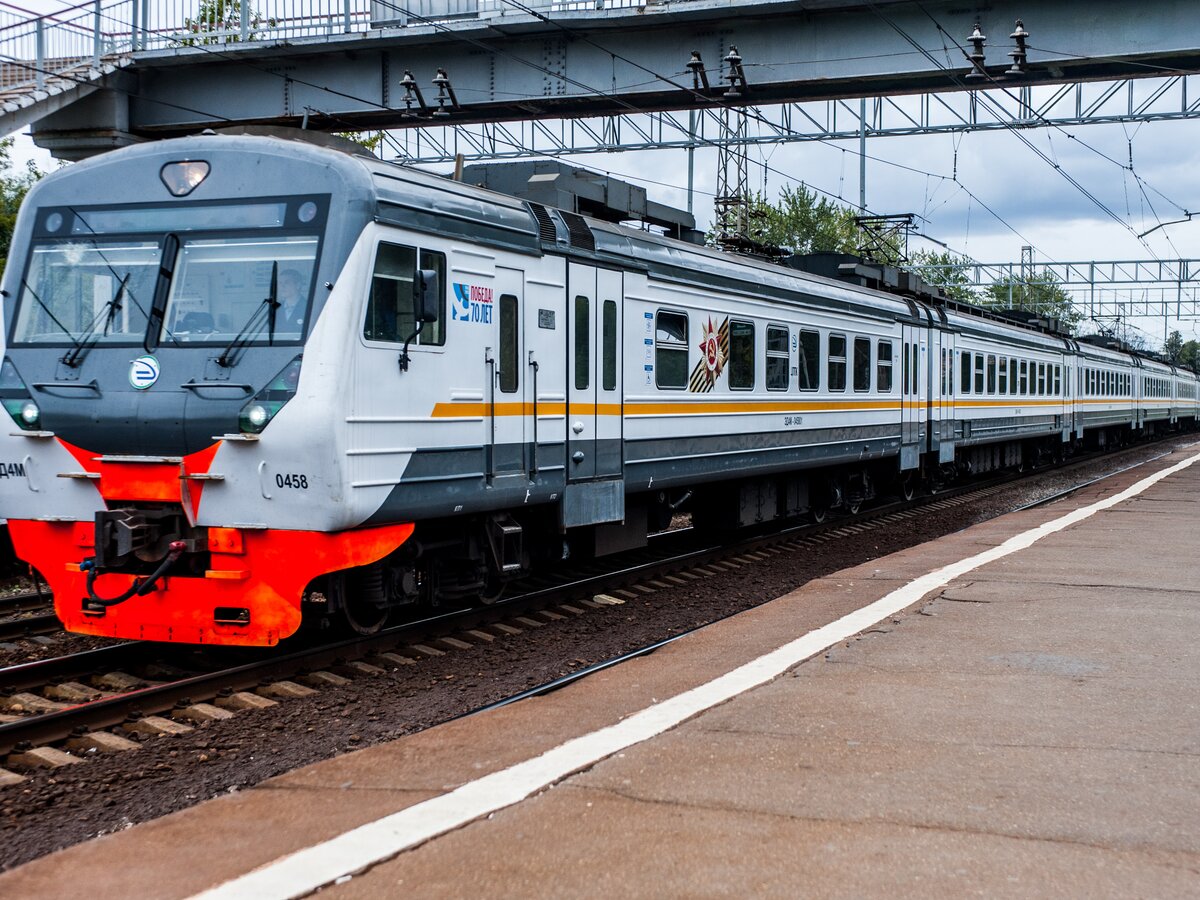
602 300 617 392
828 334 847 391
878 341 894 393
766 325 789 391
1019 361 1029 395
798 330 820 391
729 320 755 390
998 357 1008 395
910 344 919 395
961 352 971 394
498 294 518 393
363 244 446 346
1037 363 1046 395
1055 366 1061 396
853 337 871 392
574 296 590 391
655 311 689 390
1010 358 1018 395
973 354 984 394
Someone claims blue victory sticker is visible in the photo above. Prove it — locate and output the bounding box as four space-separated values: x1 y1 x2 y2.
129 355 160 390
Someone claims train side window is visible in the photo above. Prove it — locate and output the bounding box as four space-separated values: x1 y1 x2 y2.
654 310 688 390
766 325 789 391
729 320 755 390
574 296 590 391
878 341 894 392
602 300 617 392
902 343 909 396
1019 360 1028 395
1055 366 1062 396
910 344 919 395
853 337 871 392
1037 363 1046 396
498 294 519 393
798 330 820 391
997 357 1008 394
828 334 847 391
364 244 447 346
986 354 996 394
961 352 971 394
973 354 984 394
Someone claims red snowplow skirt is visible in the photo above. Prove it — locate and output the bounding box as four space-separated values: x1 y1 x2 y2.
8 519 414 646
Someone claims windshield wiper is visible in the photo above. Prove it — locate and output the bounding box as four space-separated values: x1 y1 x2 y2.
218 263 279 368
62 274 129 369
20 278 84 354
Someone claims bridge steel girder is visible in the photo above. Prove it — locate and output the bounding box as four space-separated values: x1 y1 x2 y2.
30 0 1200 154
389 76 1200 163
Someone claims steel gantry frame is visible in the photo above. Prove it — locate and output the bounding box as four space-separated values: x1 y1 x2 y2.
391 75 1200 164
913 257 1200 321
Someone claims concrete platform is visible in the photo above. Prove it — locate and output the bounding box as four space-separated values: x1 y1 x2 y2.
3 446 1199 899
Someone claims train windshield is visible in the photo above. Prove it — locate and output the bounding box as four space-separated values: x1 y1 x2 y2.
9 197 328 349
162 235 318 343
11 239 160 344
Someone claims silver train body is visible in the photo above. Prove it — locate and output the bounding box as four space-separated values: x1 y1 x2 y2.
0 134 1194 645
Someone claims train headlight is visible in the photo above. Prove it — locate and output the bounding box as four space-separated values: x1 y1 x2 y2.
238 355 303 435
241 404 269 432
160 160 210 197
0 358 41 431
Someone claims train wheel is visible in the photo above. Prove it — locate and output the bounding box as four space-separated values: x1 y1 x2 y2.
330 570 389 636
899 473 917 502
846 499 863 515
811 506 829 524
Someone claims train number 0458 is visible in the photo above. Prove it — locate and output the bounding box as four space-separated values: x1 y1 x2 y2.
275 473 309 490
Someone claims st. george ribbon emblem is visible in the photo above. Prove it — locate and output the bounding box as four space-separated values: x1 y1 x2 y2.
689 316 728 392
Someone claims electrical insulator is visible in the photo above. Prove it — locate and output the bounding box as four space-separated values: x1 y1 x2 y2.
1007 19 1030 77
965 22 988 82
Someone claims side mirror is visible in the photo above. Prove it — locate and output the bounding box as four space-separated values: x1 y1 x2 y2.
400 270 440 374
415 269 440 323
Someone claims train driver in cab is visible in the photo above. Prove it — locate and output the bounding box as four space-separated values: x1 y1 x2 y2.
278 268 307 333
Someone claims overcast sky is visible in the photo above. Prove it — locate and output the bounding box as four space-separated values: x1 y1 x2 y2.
9 1 1199 350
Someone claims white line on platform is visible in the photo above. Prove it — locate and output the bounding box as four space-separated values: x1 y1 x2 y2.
192 448 1200 900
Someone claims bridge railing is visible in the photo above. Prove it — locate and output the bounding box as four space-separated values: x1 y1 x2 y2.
0 0 680 94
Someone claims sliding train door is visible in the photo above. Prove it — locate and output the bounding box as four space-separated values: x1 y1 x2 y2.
564 261 624 527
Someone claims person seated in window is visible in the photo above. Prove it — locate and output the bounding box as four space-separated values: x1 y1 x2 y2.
277 268 307 333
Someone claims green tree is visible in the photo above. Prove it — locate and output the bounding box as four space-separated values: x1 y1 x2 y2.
335 132 384 155
985 269 1082 333
1181 340 1200 368
0 138 43 278
908 249 980 303
745 185 860 257
1164 330 1185 362
183 0 273 45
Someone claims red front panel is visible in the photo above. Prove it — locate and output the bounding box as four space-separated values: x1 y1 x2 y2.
10 520 414 646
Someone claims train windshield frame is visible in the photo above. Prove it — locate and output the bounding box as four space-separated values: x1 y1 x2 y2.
8 195 330 349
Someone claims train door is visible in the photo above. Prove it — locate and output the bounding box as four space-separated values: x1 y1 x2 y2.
567 262 598 481
940 329 957 463
595 268 624 479
489 266 526 481
564 262 624 527
899 321 922 470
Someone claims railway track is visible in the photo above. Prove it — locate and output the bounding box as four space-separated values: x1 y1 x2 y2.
0 438 1190 771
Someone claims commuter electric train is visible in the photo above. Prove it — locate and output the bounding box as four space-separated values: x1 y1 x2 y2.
0 131 1194 646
